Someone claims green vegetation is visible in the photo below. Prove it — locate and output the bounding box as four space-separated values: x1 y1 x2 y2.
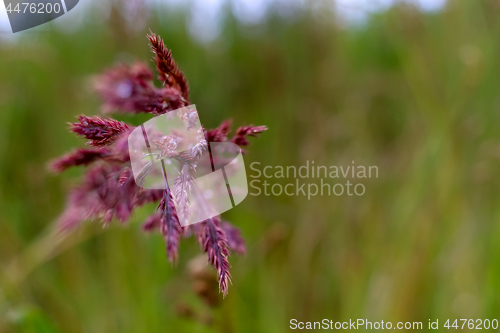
1 1 500 332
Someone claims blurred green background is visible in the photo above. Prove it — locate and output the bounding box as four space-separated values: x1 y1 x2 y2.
1 0 500 332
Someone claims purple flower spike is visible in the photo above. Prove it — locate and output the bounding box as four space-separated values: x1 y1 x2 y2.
52 32 267 297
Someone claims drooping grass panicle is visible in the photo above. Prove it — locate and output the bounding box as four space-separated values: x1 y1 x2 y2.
50 148 109 173
142 211 161 232
231 125 268 147
57 164 140 230
205 120 232 142
93 62 163 114
221 221 246 255
201 217 232 297
52 31 267 297
159 188 182 263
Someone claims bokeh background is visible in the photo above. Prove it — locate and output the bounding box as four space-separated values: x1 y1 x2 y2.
1 0 500 331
